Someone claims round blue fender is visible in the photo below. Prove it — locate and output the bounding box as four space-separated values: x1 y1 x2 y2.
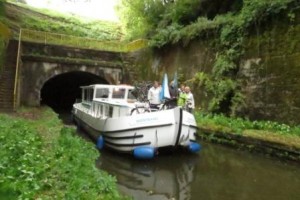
96 136 104 150
133 146 155 159
188 142 201 153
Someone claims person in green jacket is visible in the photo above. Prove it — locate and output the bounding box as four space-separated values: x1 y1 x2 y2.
177 84 187 107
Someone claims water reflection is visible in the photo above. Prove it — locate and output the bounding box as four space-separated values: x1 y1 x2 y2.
97 150 199 200
97 142 300 200
60 110 300 199
193 142 300 200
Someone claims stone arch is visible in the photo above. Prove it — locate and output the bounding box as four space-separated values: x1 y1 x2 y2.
20 61 122 107
35 67 112 95
40 70 109 111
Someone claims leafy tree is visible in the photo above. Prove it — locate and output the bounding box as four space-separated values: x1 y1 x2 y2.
117 0 294 116
117 0 166 40
117 0 242 40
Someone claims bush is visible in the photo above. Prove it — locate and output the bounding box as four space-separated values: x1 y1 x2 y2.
195 111 300 136
0 110 125 199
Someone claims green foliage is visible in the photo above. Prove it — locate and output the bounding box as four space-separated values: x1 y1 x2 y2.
0 115 48 199
119 0 296 116
0 0 7 72
42 127 121 199
117 0 243 40
0 109 124 199
159 0 204 25
120 0 294 115
150 23 183 47
0 0 4 16
195 111 300 136
190 0 293 115
0 36 6 72
4 1 122 41
117 0 165 40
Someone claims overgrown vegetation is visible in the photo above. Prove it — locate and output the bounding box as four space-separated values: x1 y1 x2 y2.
2 1 123 41
0 35 6 72
195 111 300 148
117 0 242 41
118 0 297 116
0 0 7 72
191 0 294 116
0 108 125 199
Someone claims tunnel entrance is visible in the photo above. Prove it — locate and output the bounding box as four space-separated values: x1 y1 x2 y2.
40 71 108 113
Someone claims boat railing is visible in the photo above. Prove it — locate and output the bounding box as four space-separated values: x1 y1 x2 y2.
159 98 178 110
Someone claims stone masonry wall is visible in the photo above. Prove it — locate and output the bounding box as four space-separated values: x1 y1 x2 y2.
130 14 300 125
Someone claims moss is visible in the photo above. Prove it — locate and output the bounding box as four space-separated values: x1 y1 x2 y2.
239 10 300 124
22 54 123 68
0 36 6 71
198 128 300 162
4 2 123 41
246 22 300 58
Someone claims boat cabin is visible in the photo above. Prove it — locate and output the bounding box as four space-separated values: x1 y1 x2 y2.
79 84 137 118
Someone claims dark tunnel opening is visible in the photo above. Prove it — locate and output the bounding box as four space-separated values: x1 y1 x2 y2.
40 71 108 113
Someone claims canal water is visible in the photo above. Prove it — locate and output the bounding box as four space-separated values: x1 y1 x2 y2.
96 141 300 200
60 113 300 200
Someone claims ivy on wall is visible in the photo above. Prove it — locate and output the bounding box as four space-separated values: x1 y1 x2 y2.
118 0 296 116
191 0 294 116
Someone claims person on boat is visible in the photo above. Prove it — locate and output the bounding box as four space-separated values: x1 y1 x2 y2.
178 84 185 93
185 86 195 113
178 84 187 108
147 81 162 109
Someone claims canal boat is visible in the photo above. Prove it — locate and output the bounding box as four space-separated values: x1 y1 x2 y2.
72 84 201 159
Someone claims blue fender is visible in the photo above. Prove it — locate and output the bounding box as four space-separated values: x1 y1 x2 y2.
188 142 201 153
133 146 155 159
96 136 105 150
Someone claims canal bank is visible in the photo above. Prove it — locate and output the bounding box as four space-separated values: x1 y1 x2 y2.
195 113 300 163
0 107 125 199
198 128 300 163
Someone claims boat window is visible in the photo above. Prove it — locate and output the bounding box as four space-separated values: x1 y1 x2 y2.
112 88 125 99
82 88 94 102
89 89 94 100
96 88 109 98
128 89 137 100
109 106 113 117
83 89 87 101
104 105 111 117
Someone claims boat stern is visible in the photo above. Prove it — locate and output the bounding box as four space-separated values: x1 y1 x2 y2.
179 110 201 153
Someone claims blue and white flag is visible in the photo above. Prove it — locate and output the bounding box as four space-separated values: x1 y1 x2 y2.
160 73 170 101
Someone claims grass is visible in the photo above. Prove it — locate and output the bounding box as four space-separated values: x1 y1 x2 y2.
0 36 6 72
0 2 148 57
195 112 300 149
3 1 123 41
0 107 126 200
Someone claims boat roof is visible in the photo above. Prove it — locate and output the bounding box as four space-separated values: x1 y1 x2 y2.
80 84 134 89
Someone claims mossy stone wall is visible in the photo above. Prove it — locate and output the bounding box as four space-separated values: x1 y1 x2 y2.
239 14 300 124
130 14 300 125
128 40 215 110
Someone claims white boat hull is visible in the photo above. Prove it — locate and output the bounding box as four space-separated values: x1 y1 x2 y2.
73 104 198 154
72 84 200 158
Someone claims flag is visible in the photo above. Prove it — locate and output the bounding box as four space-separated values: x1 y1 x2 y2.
160 73 170 101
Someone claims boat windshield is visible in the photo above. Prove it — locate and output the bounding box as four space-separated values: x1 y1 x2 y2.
83 87 94 102
128 89 137 101
112 88 126 99
95 88 109 99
